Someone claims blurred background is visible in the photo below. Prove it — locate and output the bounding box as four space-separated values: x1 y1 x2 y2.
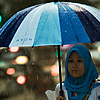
0 0 100 100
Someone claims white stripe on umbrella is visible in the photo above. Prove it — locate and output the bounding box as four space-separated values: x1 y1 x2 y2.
9 2 61 47
9 4 46 47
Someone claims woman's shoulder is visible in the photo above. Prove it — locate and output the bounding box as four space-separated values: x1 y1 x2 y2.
55 83 66 91
89 80 100 100
93 80 100 89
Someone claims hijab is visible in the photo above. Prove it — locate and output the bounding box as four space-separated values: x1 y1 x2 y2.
64 45 98 100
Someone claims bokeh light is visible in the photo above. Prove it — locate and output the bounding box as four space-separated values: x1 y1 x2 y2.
15 56 28 64
16 75 26 84
97 46 100 52
6 68 15 75
9 47 19 53
50 65 59 76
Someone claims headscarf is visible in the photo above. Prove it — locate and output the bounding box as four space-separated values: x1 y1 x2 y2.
64 44 98 100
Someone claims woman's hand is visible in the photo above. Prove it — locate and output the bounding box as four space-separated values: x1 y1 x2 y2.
56 96 66 100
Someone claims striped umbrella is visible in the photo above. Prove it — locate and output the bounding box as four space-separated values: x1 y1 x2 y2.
0 1 100 96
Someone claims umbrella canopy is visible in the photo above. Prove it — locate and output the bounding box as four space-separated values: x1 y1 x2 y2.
0 1 100 96
0 2 100 47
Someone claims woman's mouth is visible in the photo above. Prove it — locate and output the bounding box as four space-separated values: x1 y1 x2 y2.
72 70 78 73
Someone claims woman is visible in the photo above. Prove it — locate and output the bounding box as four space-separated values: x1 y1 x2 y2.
56 44 100 100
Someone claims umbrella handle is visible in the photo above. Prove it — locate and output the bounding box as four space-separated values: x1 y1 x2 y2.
58 45 63 97
59 90 64 97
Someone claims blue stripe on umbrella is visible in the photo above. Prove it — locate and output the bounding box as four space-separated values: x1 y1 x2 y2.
33 2 61 46
68 3 100 42
58 2 91 44
0 5 38 47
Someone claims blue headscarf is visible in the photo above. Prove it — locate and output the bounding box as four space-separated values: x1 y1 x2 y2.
64 45 98 100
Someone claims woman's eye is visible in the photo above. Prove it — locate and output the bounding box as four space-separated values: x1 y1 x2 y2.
78 59 83 62
68 60 73 63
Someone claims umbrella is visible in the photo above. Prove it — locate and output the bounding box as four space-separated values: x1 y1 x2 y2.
0 0 100 96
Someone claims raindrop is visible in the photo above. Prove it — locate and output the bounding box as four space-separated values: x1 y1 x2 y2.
55 46 58 51
36 75 39 80
97 25 99 27
5 50 7 52
65 30 67 32
76 23 78 25
32 62 34 66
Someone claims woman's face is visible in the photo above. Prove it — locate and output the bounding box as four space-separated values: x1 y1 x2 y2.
68 51 85 78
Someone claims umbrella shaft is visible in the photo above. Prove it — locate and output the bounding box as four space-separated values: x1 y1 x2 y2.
58 45 63 96
54 0 58 2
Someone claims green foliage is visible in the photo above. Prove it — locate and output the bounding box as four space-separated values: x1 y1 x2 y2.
0 15 2 22
0 12 5 28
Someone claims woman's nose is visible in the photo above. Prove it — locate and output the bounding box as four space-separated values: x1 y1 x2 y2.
73 62 78 67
